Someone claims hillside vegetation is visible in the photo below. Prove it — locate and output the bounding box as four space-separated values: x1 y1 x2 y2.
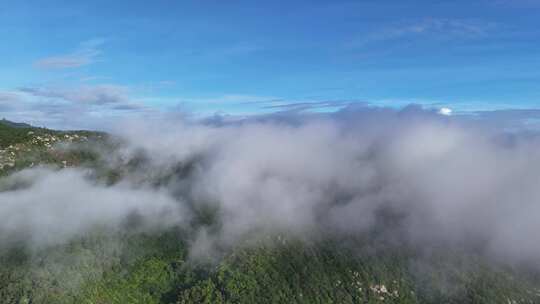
0 120 104 176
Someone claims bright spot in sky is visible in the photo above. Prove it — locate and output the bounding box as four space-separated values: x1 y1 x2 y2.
438 107 453 116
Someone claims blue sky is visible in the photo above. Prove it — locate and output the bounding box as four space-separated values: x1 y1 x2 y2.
1 0 539 127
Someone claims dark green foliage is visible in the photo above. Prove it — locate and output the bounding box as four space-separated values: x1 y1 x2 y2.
172 239 540 304
0 119 32 129
1 229 540 303
0 121 105 176
0 122 39 148
0 229 188 304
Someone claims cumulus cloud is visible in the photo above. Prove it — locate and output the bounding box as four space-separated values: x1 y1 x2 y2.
1 106 540 268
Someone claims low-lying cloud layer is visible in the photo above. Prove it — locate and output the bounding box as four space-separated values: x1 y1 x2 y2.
0 168 183 248
1 106 540 267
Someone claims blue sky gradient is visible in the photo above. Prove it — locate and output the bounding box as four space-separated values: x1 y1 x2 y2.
1 0 539 127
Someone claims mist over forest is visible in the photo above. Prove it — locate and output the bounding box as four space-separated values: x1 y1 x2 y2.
1 106 540 303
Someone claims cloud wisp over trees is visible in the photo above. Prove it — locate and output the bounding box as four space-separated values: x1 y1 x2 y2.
1 106 540 268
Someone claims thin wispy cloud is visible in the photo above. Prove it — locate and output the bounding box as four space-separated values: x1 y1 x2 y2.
80 76 112 82
19 84 130 106
173 94 289 116
183 43 263 60
261 100 358 112
491 0 540 7
34 38 105 69
351 18 496 48
177 94 280 107
0 91 21 102
0 85 149 129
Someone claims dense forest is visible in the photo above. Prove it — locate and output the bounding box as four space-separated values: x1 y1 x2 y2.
2 227 540 304
1 120 540 304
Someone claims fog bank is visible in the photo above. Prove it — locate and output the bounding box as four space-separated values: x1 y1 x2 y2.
1 106 540 267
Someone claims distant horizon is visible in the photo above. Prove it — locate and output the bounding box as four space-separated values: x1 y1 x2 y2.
2 103 540 135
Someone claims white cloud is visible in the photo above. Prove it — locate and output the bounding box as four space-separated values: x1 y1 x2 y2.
439 107 453 116
50 107 540 266
0 168 184 247
1 107 540 267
